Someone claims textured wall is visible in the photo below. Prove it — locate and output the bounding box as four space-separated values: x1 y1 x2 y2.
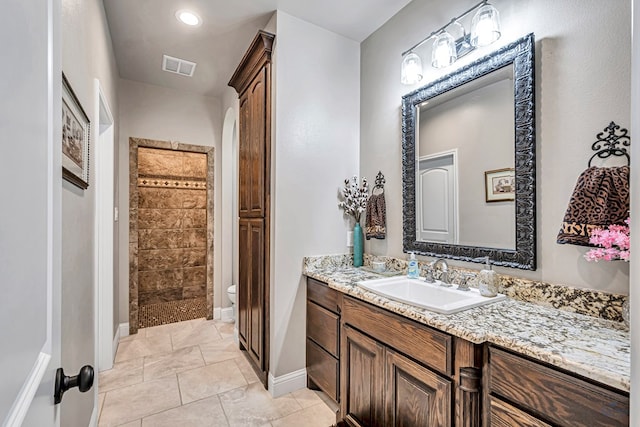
361 0 630 294
137 148 208 305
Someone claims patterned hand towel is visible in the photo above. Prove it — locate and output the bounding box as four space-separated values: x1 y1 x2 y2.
557 166 629 246
365 190 386 240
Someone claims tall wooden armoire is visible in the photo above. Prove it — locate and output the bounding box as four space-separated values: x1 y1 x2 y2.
228 30 274 387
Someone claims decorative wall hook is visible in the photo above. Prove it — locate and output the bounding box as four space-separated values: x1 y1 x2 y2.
588 121 630 167
374 171 386 190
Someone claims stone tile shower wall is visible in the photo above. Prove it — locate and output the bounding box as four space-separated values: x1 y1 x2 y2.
137 147 208 306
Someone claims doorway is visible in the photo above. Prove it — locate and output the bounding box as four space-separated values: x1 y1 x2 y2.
417 150 459 244
128 138 214 334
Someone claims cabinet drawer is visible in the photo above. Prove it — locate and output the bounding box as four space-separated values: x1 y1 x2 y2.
307 338 339 402
307 301 339 357
342 296 452 375
307 278 341 314
490 396 551 427
488 346 629 427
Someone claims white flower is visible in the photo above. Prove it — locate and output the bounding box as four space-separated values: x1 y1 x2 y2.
338 176 369 223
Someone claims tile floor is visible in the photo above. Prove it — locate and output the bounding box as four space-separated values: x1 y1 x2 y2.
98 318 337 427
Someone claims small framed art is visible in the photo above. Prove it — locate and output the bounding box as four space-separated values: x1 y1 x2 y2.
485 168 515 202
62 73 90 189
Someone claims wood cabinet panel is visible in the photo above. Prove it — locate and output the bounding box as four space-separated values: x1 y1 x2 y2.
385 349 452 427
237 219 250 346
238 218 265 372
248 219 264 369
247 70 266 217
307 301 339 357
307 278 341 314
306 339 339 402
238 94 251 215
489 396 551 427
341 325 385 427
488 346 629 426
342 296 452 375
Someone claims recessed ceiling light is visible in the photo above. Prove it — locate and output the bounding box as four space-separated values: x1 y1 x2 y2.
176 10 201 27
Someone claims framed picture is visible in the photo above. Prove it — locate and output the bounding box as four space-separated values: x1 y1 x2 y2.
62 73 90 189
485 168 515 202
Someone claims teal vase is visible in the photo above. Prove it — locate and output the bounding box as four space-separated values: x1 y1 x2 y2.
353 223 364 267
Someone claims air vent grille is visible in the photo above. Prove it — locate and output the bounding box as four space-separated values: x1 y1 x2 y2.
162 55 197 77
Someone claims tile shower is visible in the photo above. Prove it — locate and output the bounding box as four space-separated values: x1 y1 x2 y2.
136 146 209 328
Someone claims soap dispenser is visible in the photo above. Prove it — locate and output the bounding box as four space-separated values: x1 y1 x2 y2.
478 256 498 297
407 252 420 279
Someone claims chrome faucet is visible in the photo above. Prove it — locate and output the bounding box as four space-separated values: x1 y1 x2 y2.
431 258 450 286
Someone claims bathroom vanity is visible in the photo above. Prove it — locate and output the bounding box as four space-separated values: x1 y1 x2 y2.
304 262 629 427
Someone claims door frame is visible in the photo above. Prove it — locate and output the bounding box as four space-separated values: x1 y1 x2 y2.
94 79 116 372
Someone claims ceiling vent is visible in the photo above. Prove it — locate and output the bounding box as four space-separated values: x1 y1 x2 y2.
162 55 197 77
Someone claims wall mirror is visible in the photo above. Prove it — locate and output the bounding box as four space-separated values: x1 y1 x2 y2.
402 33 536 270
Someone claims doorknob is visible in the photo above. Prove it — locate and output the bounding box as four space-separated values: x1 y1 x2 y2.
54 365 94 404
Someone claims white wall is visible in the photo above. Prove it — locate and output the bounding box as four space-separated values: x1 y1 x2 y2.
361 0 630 293
61 0 119 424
117 79 223 324
269 11 360 379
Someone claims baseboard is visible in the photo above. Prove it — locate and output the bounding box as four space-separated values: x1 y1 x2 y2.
220 307 234 322
118 323 129 340
268 368 307 398
213 307 221 320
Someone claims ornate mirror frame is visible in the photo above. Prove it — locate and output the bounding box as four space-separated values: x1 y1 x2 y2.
402 33 536 270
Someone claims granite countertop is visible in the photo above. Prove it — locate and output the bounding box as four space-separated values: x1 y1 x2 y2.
303 263 630 392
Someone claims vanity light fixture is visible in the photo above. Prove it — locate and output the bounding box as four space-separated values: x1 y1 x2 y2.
176 9 202 27
401 0 501 84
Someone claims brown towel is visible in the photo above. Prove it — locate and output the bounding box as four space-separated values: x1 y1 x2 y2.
365 191 386 240
557 166 629 246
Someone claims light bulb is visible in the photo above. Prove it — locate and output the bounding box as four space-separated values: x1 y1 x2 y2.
401 52 423 85
432 32 457 69
471 4 501 47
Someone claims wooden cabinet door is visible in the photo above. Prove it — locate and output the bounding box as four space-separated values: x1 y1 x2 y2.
237 219 250 346
238 93 251 216
341 325 385 427
247 69 266 216
238 218 265 370
385 349 452 427
238 69 267 218
247 218 264 369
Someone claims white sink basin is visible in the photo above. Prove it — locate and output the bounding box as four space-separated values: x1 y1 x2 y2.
356 276 505 314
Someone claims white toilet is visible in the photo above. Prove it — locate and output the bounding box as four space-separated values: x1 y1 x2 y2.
226 285 236 321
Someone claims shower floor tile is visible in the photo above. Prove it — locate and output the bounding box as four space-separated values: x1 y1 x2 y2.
139 297 207 329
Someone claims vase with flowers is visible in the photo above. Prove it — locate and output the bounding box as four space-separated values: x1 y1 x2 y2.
584 217 630 324
338 176 369 267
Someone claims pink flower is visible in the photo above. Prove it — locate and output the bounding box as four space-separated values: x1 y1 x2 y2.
584 217 630 263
